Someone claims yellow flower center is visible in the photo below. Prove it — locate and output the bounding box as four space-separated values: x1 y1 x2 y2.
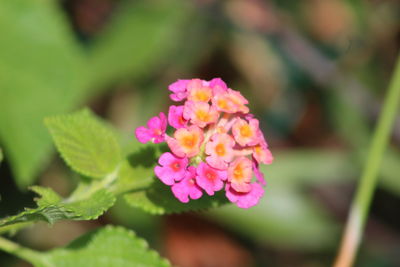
194 90 210 102
195 109 209 122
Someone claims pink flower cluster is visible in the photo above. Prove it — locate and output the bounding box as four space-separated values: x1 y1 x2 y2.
135 78 273 209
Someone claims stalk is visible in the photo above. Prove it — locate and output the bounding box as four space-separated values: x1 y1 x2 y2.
334 54 400 267
0 236 44 266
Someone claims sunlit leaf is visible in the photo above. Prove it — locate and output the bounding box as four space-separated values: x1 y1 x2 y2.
30 186 62 207
38 226 171 267
44 109 122 179
0 187 115 227
2 226 170 267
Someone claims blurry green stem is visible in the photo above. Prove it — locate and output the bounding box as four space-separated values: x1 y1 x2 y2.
334 54 400 267
0 236 44 266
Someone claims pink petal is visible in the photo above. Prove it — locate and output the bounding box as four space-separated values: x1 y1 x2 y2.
252 160 266 186
209 78 227 90
189 186 203 200
154 165 175 185
158 152 176 166
169 79 189 93
156 152 188 183
147 112 166 130
237 183 264 208
169 80 189 102
135 126 152 143
206 156 228 170
231 182 252 193
171 166 203 202
165 135 185 158
147 116 161 130
196 162 226 196
171 182 189 203
168 105 187 129
170 92 187 102
159 112 167 132
225 182 264 209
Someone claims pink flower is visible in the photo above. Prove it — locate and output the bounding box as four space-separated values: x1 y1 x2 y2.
166 125 204 157
169 79 190 101
228 157 253 193
212 92 237 113
135 112 167 143
135 78 273 209
252 160 266 186
212 89 249 114
226 89 249 113
205 133 235 169
225 182 264 209
196 162 227 195
154 152 188 185
183 101 219 128
168 105 187 129
187 81 212 102
253 144 273 165
172 166 203 203
232 118 260 147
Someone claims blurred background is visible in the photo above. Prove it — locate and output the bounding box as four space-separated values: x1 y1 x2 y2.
0 0 399 266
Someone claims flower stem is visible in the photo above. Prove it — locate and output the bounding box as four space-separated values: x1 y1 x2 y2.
0 236 44 266
334 54 400 267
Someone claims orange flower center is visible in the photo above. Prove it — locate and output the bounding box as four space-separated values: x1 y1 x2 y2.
183 136 195 147
215 143 226 156
217 99 228 109
240 125 252 138
233 164 244 181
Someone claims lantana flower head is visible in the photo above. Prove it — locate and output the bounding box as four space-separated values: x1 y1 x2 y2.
135 78 273 209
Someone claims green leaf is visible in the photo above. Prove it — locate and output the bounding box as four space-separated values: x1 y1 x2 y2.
111 144 163 194
30 186 62 207
0 148 3 164
0 0 88 188
89 0 191 88
3 226 170 267
44 109 122 179
43 226 171 267
63 189 116 220
125 179 229 215
111 160 154 195
0 187 115 227
0 206 73 226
